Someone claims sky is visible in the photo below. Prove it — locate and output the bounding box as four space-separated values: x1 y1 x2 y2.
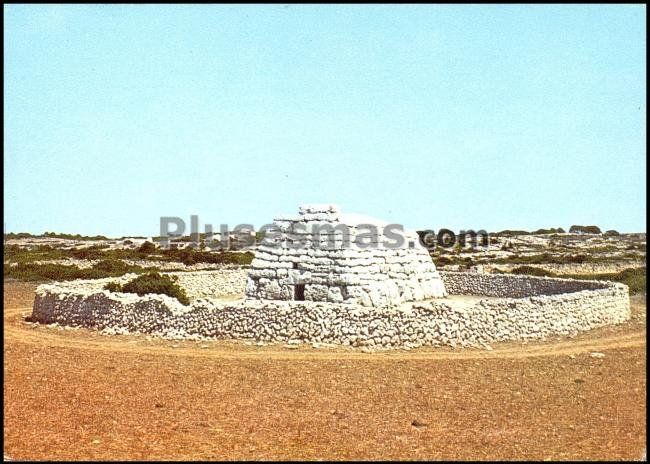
4 4 647 237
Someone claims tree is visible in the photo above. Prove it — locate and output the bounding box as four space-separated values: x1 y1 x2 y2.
569 225 602 234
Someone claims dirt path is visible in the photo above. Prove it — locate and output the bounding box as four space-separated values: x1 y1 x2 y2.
4 282 646 460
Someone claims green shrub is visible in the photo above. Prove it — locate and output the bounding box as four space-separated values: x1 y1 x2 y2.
511 266 555 277
112 272 190 305
614 267 646 294
138 241 157 255
69 247 109 260
569 225 602 234
532 227 565 235
92 259 132 274
42 232 110 240
493 230 530 236
3 244 66 263
3 259 151 282
4 263 100 281
103 281 123 292
159 249 254 265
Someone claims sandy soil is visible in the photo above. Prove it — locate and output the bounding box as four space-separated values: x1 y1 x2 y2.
3 281 646 460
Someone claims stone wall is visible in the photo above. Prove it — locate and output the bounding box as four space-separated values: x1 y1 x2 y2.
167 269 248 300
246 204 446 306
31 271 630 349
479 261 645 275
440 271 610 297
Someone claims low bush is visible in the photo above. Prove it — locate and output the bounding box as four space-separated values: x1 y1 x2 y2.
103 281 123 292
3 259 152 282
510 266 555 277
104 272 190 305
92 259 150 275
493 230 530 236
532 227 565 234
568 225 602 234
69 246 111 260
137 241 157 254
159 249 254 266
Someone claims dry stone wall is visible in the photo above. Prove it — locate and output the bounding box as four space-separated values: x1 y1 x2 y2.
31 270 630 349
441 272 610 297
167 269 248 300
480 262 645 275
246 204 446 306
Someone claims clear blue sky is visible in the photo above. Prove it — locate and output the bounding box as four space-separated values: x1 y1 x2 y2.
4 4 646 237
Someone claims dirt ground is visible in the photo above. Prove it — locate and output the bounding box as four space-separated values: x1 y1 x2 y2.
3 281 646 460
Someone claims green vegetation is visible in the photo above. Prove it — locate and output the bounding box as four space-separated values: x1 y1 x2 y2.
159 249 254 266
492 227 566 236
3 232 39 239
4 231 110 241
4 243 254 267
4 241 253 282
532 227 565 234
103 281 123 292
493 230 531 236
432 255 474 268
3 259 152 282
568 225 602 234
603 230 620 236
104 272 190 305
4 244 67 263
42 231 110 240
510 266 555 277
137 241 156 254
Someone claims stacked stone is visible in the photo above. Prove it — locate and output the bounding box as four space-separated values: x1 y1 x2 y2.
169 269 248 300
31 271 631 349
440 271 613 298
245 204 447 307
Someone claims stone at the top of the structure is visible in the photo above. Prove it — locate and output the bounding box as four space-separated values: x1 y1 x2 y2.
298 204 341 215
278 205 389 227
272 205 420 242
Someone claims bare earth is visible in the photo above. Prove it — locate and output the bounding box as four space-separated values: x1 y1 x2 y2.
3 281 646 460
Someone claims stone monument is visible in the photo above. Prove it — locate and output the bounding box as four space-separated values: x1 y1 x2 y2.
245 204 447 306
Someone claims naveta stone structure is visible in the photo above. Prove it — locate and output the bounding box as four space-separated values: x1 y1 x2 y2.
245 204 447 307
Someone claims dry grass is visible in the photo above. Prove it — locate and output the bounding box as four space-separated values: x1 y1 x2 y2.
3 281 646 460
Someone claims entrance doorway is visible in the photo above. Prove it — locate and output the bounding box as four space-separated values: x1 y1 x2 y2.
294 284 305 301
